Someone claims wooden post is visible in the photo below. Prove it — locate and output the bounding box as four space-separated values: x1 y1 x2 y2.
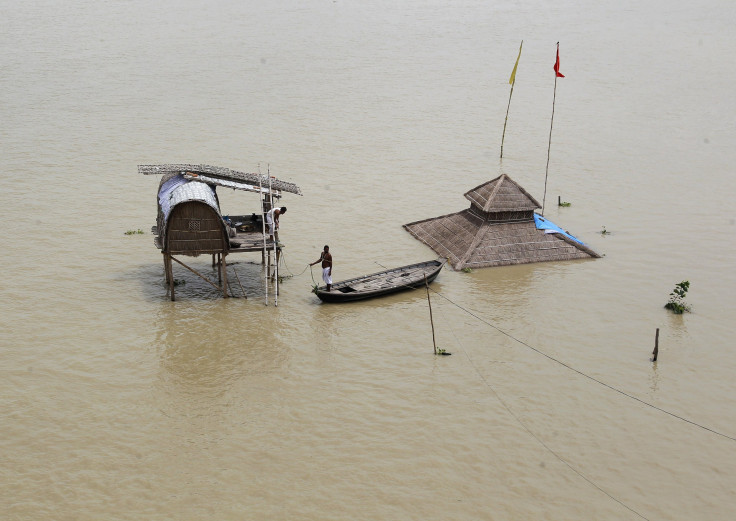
652 328 659 362
222 254 229 298
259 176 268 306
163 253 170 284
275 245 279 306
425 274 437 355
558 195 561 206
167 253 175 301
233 267 247 299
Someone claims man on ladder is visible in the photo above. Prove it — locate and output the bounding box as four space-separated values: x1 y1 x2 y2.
266 206 287 242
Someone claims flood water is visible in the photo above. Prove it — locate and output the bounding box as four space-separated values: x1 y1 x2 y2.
2 1 735 519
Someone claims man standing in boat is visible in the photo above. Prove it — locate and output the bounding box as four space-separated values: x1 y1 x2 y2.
266 206 286 241
310 245 332 291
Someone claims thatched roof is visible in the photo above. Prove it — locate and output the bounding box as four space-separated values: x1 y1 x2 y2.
140 164 302 195
464 174 540 213
404 174 598 270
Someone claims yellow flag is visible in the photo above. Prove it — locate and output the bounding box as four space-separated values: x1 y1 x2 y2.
509 40 523 85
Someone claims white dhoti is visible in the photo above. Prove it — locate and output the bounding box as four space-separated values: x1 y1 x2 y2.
322 268 332 285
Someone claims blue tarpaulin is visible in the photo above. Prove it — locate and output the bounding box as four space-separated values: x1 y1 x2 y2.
533 213 587 246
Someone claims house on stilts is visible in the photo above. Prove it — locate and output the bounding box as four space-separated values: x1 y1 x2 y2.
140 164 302 301
404 173 598 270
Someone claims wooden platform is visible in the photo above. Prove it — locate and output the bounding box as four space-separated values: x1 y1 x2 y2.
152 226 280 254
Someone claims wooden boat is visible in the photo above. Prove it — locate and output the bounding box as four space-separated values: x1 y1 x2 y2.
314 260 445 303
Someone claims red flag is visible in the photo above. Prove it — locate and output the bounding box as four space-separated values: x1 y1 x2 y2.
554 45 565 78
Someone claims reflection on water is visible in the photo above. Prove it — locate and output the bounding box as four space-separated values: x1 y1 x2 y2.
152 300 287 419
649 361 660 396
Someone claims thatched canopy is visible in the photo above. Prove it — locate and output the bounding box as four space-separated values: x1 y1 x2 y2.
404 174 599 270
140 164 302 195
464 174 540 214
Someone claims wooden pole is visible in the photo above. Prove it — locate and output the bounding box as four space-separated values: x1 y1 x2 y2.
542 42 561 217
501 40 522 159
425 274 437 355
233 266 247 299
222 254 229 298
170 255 223 292
269 171 279 307
163 253 170 284
652 328 659 362
260 175 268 306
166 253 175 301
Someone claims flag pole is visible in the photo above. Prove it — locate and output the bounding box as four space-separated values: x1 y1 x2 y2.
501 40 523 159
542 42 563 216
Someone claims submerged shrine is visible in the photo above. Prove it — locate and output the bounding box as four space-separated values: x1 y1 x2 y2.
140 164 302 301
403 174 598 270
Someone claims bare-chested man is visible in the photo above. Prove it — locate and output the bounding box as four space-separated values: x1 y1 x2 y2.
310 245 333 291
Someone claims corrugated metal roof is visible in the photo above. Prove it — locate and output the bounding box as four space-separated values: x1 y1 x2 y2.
159 174 220 222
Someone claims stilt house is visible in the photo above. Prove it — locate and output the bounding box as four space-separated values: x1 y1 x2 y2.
140 164 301 301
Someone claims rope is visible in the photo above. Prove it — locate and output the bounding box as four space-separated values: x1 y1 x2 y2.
428 287 736 443
432 302 650 520
276 250 310 278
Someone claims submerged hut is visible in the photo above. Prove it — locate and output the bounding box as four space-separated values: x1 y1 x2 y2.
140 164 301 301
404 174 598 270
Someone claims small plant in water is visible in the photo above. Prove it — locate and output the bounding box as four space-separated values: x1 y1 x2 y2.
124 229 145 235
462 267 473 273
600 226 609 235
558 200 571 207
436 348 451 356
173 278 186 286
665 280 691 314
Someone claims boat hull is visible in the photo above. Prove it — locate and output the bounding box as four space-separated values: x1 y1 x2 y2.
314 260 444 303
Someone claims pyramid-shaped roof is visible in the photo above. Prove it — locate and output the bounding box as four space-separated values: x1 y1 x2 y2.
404 174 598 270
464 174 541 213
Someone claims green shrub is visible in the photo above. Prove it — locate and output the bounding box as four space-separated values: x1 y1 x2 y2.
665 280 691 314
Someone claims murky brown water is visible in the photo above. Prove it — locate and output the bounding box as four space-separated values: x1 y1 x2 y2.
3 1 735 519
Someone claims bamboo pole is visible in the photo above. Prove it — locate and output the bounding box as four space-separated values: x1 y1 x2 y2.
501 40 522 159
269 171 279 307
425 274 437 355
163 253 170 284
260 175 268 306
222 254 229 298
170 255 223 292
167 253 175 301
233 266 247 299
542 42 562 217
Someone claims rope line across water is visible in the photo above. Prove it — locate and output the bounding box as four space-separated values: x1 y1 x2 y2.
432 302 651 521
428 287 736 443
